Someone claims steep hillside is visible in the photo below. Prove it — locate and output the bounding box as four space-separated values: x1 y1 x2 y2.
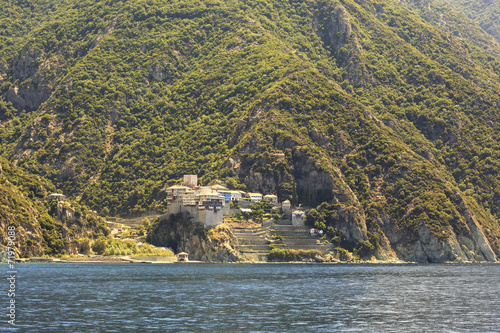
1 0 499 262
452 0 500 43
0 157 109 257
399 0 500 57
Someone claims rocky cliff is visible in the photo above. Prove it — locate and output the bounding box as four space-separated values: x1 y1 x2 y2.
6 46 60 111
148 213 247 262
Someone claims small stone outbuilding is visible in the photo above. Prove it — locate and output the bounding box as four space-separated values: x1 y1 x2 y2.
177 252 189 262
292 210 305 226
45 193 67 201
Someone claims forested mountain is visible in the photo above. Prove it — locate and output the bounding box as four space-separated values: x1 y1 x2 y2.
399 0 500 57
1 0 499 262
452 0 500 43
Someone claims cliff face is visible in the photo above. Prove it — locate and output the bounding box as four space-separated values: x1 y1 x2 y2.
6 47 60 111
312 0 372 85
0 157 50 257
148 213 247 262
50 201 110 255
0 178 45 257
367 185 499 263
231 76 499 263
380 216 496 263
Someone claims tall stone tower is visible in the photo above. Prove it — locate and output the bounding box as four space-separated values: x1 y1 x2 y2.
183 175 198 188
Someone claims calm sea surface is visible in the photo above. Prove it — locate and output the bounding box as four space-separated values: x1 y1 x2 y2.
2 263 500 332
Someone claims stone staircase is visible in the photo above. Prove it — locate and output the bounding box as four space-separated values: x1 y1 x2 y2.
230 220 332 261
232 225 270 262
270 221 331 252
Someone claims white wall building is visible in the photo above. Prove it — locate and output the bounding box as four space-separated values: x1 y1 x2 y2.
45 193 67 201
196 188 225 208
167 187 227 227
166 185 191 201
282 200 292 217
247 192 263 202
230 191 245 201
264 194 278 205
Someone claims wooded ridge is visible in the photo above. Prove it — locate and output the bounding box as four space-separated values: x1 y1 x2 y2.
0 0 499 261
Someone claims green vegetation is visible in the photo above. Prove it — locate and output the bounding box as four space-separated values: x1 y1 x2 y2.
270 233 283 241
247 201 276 221
333 247 352 261
451 0 500 43
355 240 375 260
91 236 174 256
268 248 323 262
0 156 109 257
227 200 277 222
0 0 499 260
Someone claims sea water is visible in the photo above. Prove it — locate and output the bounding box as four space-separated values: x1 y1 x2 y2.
2 263 500 332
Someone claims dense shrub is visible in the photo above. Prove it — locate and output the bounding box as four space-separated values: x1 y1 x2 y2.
268 248 322 261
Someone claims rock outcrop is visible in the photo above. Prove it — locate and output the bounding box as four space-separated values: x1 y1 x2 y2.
148 213 247 262
312 0 373 85
378 205 498 263
52 201 110 255
6 47 60 110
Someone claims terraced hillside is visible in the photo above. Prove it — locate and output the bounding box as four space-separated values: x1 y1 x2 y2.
231 223 270 262
231 220 332 262
270 221 331 253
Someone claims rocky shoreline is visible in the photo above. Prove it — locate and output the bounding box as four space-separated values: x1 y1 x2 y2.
11 256 499 265
13 256 176 264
